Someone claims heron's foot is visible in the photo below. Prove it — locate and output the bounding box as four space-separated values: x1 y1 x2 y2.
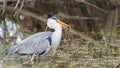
31 54 40 64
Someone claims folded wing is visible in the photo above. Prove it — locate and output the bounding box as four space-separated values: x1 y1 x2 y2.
5 31 53 55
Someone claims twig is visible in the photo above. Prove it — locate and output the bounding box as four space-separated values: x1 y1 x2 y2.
2 0 6 16
0 0 32 2
59 15 102 20
45 26 48 32
75 0 108 14
114 63 120 68
2 0 7 44
20 60 31 66
18 0 24 14
13 0 20 12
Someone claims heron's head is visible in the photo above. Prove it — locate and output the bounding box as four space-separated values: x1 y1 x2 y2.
47 17 71 29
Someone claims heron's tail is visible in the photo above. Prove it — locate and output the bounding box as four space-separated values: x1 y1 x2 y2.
5 45 18 55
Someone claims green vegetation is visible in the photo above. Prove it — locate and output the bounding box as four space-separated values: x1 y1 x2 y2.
1 33 120 68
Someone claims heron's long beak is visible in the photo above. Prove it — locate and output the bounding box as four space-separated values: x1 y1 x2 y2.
56 20 71 28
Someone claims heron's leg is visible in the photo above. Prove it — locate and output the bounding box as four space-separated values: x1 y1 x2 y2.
31 54 40 64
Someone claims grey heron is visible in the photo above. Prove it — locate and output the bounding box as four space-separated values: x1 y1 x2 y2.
5 17 71 63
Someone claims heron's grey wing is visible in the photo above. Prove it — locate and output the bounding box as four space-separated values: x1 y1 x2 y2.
18 31 52 45
5 31 52 55
16 31 52 54
34 36 52 55
17 36 52 55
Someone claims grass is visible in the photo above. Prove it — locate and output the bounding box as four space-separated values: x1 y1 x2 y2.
0 37 120 68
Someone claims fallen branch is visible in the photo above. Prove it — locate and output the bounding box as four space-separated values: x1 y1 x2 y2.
0 5 100 46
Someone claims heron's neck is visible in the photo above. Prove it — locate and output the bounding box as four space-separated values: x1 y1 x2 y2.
51 26 62 53
52 26 62 45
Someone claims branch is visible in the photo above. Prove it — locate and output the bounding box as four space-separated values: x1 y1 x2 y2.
19 9 99 45
59 15 102 20
75 0 108 14
13 0 20 12
17 0 24 15
2 0 6 15
0 5 100 45
0 5 47 22
0 0 32 2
